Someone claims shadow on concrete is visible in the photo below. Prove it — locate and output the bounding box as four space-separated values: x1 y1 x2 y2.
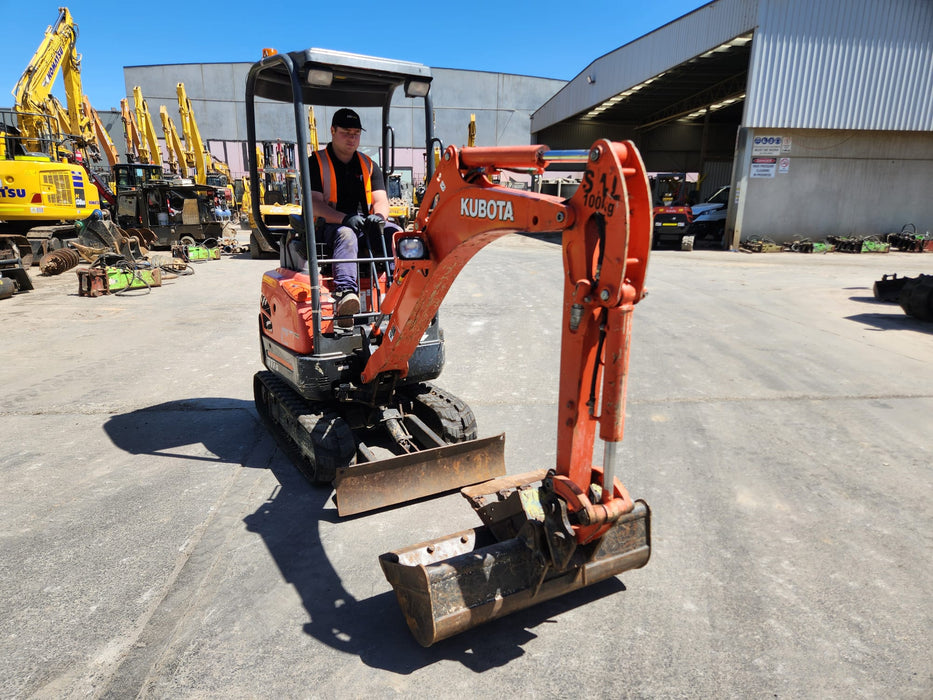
106 397 633 671
848 295 891 305
245 458 629 673
103 398 260 465
845 312 933 334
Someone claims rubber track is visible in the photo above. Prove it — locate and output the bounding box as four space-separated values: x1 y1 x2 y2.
406 383 478 443
254 370 355 483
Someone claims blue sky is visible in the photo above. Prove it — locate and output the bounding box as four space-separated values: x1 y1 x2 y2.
2 0 710 112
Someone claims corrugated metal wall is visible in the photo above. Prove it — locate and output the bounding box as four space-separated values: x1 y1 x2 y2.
745 0 933 130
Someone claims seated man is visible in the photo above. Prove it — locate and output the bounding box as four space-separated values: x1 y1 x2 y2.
306 108 399 327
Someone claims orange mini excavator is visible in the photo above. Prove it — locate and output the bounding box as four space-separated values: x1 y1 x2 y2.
246 48 652 645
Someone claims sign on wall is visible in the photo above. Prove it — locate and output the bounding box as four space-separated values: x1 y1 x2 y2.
750 156 777 178
752 136 783 156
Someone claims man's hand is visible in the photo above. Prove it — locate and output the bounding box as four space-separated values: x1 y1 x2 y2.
342 213 365 232
365 213 385 229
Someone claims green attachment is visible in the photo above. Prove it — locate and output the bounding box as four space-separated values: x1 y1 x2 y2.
105 266 161 292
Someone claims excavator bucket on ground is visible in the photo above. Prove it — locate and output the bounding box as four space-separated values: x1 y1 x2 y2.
333 435 506 517
379 469 651 647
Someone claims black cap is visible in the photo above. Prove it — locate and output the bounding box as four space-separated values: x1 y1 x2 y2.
332 108 365 131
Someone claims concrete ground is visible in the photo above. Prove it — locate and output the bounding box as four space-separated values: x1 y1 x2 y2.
1 236 930 699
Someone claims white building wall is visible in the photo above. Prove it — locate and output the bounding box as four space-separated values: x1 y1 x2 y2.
728 128 933 244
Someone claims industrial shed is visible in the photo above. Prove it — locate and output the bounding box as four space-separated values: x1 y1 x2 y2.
122 61 565 186
531 0 933 247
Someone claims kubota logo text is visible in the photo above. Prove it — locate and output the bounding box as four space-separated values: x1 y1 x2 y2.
460 197 514 221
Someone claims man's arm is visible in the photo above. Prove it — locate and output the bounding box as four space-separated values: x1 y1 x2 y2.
371 189 391 220
369 162 390 220
310 190 349 224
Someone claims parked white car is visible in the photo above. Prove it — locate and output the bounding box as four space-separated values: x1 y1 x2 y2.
688 186 730 247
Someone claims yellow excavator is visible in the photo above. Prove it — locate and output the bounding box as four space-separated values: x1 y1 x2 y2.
242 141 302 258
1 7 101 270
175 82 234 205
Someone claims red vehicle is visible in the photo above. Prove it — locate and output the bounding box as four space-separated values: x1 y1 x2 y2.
651 172 695 248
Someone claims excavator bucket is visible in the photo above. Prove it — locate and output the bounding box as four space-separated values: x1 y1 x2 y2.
379 470 651 647
333 434 506 517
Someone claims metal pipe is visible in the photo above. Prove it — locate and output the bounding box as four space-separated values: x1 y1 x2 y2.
541 149 590 163
602 441 620 504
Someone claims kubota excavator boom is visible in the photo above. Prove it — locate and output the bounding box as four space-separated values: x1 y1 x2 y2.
376 140 652 644
246 48 653 646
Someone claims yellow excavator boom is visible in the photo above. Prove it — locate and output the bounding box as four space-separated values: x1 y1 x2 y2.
176 82 208 185
133 86 162 166
159 105 187 177
308 106 319 153
120 98 142 162
12 7 92 151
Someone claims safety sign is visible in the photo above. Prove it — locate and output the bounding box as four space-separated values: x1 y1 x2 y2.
752 136 783 156
751 156 777 178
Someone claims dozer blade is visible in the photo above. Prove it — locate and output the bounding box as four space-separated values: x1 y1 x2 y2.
379 499 650 647
0 259 34 292
334 434 506 517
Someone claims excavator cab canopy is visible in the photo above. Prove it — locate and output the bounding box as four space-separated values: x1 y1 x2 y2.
245 47 439 363
248 47 435 184
251 48 433 109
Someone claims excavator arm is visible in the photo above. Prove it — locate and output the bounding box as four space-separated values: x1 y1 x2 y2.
159 106 187 177
120 98 142 162
367 139 650 511
133 87 162 167
176 82 208 185
83 96 118 168
13 7 92 151
376 140 653 645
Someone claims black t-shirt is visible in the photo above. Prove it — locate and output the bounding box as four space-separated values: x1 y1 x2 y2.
308 143 385 217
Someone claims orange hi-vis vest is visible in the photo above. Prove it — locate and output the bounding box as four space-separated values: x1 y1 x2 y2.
315 148 374 213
